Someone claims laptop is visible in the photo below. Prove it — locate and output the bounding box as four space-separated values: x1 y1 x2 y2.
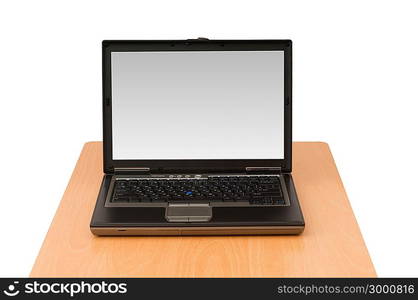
90 38 305 235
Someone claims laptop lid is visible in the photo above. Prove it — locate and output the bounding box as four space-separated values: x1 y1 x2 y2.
102 39 292 174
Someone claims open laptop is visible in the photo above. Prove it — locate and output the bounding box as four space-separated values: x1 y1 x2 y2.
90 39 305 235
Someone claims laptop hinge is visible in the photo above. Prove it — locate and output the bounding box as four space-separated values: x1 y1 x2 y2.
114 167 150 174
245 167 282 174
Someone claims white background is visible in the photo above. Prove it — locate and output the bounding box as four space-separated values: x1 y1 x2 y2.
0 0 417 277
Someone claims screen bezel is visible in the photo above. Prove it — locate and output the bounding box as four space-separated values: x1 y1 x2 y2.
103 39 292 173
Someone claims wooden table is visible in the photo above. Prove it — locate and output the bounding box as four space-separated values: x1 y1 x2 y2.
31 142 376 277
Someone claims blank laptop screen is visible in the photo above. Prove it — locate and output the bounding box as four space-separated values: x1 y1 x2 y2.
111 50 284 160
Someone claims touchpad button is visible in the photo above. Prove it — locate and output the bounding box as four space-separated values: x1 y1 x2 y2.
165 204 212 222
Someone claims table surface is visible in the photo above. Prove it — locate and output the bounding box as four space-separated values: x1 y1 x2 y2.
30 142 376 277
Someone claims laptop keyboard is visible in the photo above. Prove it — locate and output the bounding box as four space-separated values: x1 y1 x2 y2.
110 175 286 206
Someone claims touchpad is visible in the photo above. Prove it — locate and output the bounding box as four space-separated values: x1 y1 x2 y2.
165 204 212 222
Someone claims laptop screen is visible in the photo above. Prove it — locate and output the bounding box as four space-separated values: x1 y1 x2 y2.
111 50 284 160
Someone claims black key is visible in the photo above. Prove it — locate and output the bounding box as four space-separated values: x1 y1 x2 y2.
209 198 222 202
263 197 273 205
223 197 234 202
238 195 251 201
170 197 185 201
152 198 166 203
129 197 140 203
113 197 128 203
261 192 282 197
150 196 163 202
271 196 285 204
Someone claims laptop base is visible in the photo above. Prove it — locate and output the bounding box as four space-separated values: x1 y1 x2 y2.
90 173 305 236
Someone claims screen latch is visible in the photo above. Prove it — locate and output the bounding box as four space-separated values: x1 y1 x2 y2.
245 167 282 173
114 167 150 174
